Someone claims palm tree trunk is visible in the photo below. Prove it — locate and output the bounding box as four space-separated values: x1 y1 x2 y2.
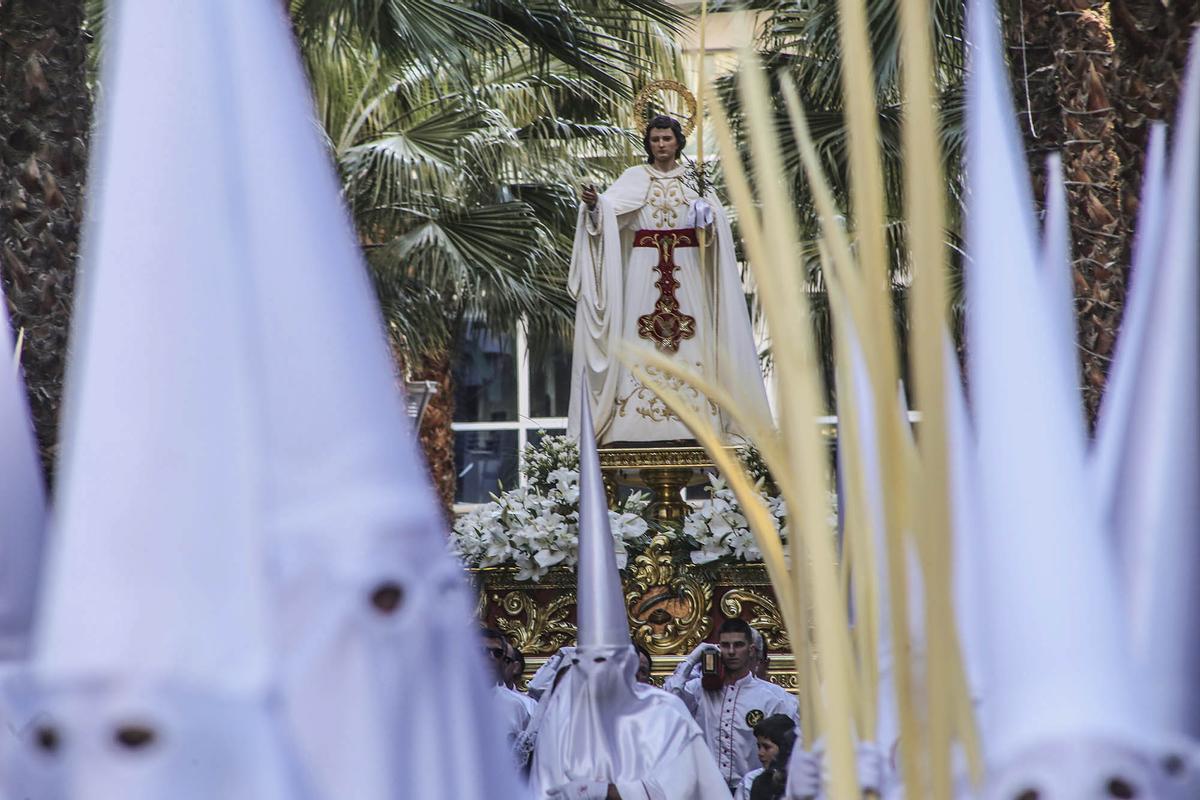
0 0 90 482
1006 0 1127 424
1006 0 1198 424
1108 0 1200 253
411 351 457 523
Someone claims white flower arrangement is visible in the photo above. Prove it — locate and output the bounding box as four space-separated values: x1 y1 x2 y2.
451 437 841 578
681 469 840 566
682 473 788 565
450 435 653 582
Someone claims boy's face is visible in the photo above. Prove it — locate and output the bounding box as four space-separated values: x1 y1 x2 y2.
756 735 780 768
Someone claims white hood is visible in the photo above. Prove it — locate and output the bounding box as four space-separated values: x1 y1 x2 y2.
0 282 46 663
963 0 1154 790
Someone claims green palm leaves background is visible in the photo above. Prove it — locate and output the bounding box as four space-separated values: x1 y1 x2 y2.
292 1 688 507
296 0 686 358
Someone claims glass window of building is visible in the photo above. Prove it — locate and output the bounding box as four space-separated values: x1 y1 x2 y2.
452 319 572 506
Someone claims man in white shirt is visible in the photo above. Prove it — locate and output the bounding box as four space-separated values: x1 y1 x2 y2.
504 641 538 716
483 628 532 744
664 619 800 792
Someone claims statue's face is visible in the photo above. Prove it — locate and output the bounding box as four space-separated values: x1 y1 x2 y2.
647 127 678 163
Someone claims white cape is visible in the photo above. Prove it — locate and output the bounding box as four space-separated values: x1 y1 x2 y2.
567 164 770 443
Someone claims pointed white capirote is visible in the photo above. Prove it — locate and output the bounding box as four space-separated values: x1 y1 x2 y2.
0 289 45 663
964 0 1145 778
21 2 301 798
1106 37 1200 742
22 1 526 799
1038 153 1083 420
1091 123 1167 540
528 383 728 800
139 2 526 799
575 385 632 649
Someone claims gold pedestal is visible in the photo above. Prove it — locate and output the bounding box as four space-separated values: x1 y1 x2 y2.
640 467 694 523
597 443 738 525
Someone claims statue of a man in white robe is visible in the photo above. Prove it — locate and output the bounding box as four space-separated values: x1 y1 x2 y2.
567 115 771 444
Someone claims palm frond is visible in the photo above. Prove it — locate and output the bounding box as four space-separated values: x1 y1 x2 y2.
298 0 682 362
368 200 572 333
471 0 685 94
290 0 508 70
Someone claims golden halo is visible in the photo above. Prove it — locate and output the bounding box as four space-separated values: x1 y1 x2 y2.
633 79 697 137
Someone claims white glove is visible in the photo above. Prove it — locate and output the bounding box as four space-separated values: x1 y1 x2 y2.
687 198 715 229
855 740 886 792
785 746 821 799
685 641 718 666
547 779 610 800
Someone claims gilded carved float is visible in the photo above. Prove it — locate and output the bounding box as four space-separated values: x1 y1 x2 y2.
471 443 804 690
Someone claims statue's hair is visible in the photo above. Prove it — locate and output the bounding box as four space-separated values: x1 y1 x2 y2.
643 115 686 163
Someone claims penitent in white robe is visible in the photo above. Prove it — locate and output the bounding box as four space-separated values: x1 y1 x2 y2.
530 646 731 800
567 163 771 444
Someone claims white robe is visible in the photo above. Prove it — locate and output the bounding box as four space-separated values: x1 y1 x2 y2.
734 767 764 800
567 164 771 444
494 684 532 742
530 646 729 800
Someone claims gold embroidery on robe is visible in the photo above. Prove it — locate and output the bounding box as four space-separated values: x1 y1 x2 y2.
646 171 687 229
613 364 720 423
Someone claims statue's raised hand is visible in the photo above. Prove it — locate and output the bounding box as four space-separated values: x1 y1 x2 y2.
581 183 598 209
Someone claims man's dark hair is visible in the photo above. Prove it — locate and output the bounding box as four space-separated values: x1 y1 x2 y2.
718 617 754 643
480 627 505 642
634 643 653 672
642 115 686 163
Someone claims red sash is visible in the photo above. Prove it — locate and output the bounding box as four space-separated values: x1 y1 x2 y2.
632 228 698 352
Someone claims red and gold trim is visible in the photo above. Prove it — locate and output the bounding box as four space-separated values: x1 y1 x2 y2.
633 227 698 352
